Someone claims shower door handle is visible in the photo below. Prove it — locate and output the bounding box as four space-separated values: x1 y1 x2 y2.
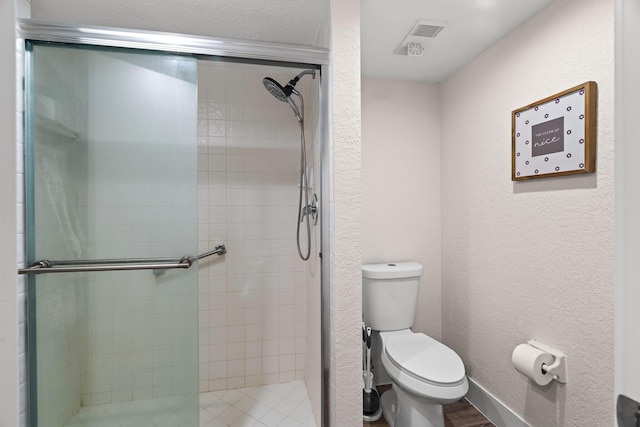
17 256 194 275
18 243 227 275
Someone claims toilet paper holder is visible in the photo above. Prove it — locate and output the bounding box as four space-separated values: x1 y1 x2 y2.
528 340 568 384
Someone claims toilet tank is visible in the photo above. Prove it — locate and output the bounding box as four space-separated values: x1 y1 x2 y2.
362 262 423 331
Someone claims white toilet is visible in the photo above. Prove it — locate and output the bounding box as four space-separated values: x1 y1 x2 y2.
362 262 469 427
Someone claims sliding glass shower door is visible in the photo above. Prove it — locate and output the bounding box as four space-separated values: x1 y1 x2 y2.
24 42 199 427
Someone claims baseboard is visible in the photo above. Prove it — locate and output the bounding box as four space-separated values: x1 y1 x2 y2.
465 378 529 427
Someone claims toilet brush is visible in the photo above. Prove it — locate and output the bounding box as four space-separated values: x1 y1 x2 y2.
363 326 381 420
362 322 367 370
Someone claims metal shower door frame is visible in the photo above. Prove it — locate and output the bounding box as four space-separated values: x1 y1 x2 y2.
17 19 332 427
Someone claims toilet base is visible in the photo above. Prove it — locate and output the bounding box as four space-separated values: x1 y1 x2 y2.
380 385 445 427
381 388 398 427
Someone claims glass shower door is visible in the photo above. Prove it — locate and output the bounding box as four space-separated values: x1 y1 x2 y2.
24 42 199 427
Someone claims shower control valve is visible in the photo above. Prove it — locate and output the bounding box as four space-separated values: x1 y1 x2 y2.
301 193 319 226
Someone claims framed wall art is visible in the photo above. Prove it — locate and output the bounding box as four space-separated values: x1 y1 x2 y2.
512 81 597 181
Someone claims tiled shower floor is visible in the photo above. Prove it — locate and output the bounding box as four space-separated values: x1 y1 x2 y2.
64 381 316 427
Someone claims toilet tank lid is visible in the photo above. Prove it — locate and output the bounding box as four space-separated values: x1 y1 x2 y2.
362 262 423 279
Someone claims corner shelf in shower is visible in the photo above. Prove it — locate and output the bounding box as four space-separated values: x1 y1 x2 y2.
35 114 79 141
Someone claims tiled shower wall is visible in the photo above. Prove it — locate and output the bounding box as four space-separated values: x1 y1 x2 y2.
196 61 319 392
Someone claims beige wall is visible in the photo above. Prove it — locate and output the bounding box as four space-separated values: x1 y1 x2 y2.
440 0 615 425
361 78 441 340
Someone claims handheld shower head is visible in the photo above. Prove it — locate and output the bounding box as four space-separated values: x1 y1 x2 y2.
262 77 290 102
262 70 316 122
262 70 317 261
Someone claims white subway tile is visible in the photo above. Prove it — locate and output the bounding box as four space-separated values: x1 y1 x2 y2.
227 376 244 389
228 360 244 378
210 361 227 380
245 342 262 359
208 119 226 137
210 343 227 362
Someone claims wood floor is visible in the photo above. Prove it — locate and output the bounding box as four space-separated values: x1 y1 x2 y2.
363 385 495 427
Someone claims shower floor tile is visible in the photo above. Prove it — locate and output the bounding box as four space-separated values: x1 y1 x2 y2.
200 381 316 427
64 381 316 427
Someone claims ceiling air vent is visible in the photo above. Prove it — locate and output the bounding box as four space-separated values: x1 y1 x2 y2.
407 42 425 57
394 20 446 56
412 23 444 38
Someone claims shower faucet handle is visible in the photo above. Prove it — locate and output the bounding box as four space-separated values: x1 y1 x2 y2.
300 193 319 225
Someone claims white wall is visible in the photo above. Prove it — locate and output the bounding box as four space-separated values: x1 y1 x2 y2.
440 0 615 426
361 78 441 341
328 0 362 425
1 1 19 427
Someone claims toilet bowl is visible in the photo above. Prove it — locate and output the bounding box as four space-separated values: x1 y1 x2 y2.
379 330 468 427
362 262 469 427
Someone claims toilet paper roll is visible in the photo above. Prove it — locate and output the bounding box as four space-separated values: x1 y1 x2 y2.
512 344 555 386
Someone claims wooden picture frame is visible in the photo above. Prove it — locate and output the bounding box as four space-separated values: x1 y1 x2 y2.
512 81 597 181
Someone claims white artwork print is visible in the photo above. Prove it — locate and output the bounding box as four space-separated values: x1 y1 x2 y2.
514 88 587 179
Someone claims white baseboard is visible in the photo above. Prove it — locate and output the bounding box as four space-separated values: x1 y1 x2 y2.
465 378 529 427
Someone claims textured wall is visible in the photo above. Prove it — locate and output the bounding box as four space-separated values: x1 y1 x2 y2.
440 0 615 426
361 78 442 341
329 0 362 425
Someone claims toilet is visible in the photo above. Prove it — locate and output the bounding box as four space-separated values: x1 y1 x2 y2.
362 262 469 427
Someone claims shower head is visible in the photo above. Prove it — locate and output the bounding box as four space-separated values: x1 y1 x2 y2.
262 77 290 102
262 70 316 122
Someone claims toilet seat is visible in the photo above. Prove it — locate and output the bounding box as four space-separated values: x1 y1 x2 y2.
379 330 469 404
385 333 465 386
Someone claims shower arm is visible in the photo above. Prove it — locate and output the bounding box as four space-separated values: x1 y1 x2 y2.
292 69 316 82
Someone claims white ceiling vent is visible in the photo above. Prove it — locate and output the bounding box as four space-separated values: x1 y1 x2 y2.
394 20 446 56
407 42 425 57
412 23 445 38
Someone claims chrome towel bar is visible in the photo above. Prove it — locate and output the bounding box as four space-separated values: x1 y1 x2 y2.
17 243 226 275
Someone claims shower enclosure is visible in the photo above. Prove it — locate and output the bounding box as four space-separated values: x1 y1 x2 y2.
18 20 328 427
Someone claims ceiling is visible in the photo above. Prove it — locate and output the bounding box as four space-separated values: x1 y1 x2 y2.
32 0 329 47
33 0 556 83
361 0 556 82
